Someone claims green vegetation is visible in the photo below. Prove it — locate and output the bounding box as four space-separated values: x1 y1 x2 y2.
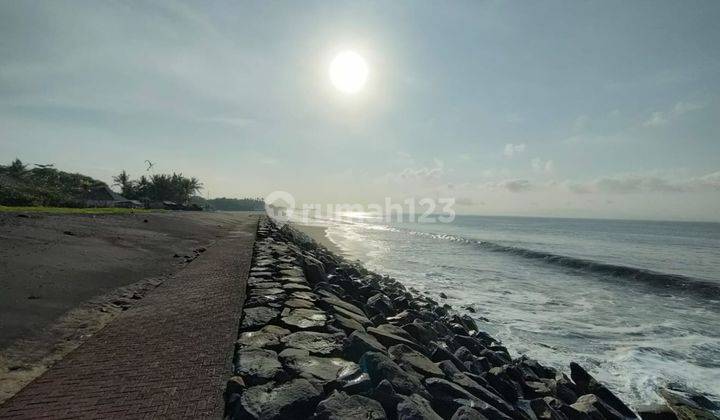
113 170 202 204
191 196 265 211
0 158 264 211
0 206 152 214
0 159 106 207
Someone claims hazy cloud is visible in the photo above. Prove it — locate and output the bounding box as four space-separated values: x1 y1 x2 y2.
644 101 704 127
503 143 526 157
566 171 720 194
531 157 554 174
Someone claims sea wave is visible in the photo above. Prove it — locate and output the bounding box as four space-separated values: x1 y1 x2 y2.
382 226 720 296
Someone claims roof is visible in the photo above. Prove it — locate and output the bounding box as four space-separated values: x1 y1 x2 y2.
81 185 128 202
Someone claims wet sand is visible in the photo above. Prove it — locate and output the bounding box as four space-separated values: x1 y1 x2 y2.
0 210 259 403
291 223 344 255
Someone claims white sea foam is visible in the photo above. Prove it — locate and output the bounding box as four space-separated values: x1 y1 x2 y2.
321 215 720 406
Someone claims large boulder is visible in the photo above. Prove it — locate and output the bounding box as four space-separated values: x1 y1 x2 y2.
572 394 626 420
314 391 387 420
281 331 345 356
397 393 444 420
423 377 512 420
452 406 491 420
236 325 290 349
660 388 719 420
241 307 281 330
345 331 387 361
282 350 358 388
237 379 322 419
281 308 328 330
388 344 444 378
367 293 395 317
304 254 326 285
570 363 636 419
359 351 428 397
234 347 284 385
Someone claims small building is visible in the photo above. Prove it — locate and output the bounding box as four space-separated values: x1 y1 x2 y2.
79 185 142 208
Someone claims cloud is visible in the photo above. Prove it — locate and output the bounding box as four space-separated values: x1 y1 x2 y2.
531 157 554 174
573 115 590 131
502 179 534 192
643 101 704 127
566 171 720 194
643 111 668 127
474 179 537 193
455 197 476 206
465 170 720 196
384 159 445 185
503 143 526 157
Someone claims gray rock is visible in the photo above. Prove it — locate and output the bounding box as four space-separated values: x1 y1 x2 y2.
388 344 444 378
436 361 514 416
292 291 319 301
304 255 326 285
660 388 718 420
452 406 490 420
241 307 280 330
570 363 636 419
402 322 438 346
530 398 567 420
423 377 512 420
397 394 443 420
572 394 625 420
238 379 322 419
283 352 358 387
367 326 422 351
280 268 305 277
359 352 428 397
637 404 678 420
367 293 395 317
321 295 368 318
281 308 328 329
315 391 387 420
334 313 367 334
283 283 313 291
252 281 283 289
249 287 285 296
285 298 316 309
281 331 345 355
245 294 287 308
345 331 387 361
451 405 488 420
237 325 290 348
337 368 373 395
333 305 372 326
234 347 284 385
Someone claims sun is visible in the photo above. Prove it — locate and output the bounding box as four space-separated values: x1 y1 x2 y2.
329 50 368 94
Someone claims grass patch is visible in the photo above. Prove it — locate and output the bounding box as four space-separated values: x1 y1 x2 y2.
0 206 155 215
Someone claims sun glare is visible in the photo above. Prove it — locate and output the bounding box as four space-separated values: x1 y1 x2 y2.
329 50 368 94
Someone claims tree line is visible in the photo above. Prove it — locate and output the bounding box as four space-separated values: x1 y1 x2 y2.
112 170 202 204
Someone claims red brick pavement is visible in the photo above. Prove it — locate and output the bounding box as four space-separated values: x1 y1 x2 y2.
0 216 259 419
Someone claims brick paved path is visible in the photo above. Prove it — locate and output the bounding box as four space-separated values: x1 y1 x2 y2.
0 216 259 419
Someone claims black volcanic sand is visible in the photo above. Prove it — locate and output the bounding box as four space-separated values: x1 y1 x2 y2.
0 210 259 403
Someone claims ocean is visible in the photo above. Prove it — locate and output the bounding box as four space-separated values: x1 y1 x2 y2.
297 213 720 406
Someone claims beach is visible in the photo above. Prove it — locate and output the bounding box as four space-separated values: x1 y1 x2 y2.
292 222 344 255
0 210 259 403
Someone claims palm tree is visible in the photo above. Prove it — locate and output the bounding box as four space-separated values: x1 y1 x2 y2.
112 170 135 197
178 176 203 204
8 158 27 178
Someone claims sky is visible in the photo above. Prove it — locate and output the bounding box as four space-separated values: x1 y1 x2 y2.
1 0 719 221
